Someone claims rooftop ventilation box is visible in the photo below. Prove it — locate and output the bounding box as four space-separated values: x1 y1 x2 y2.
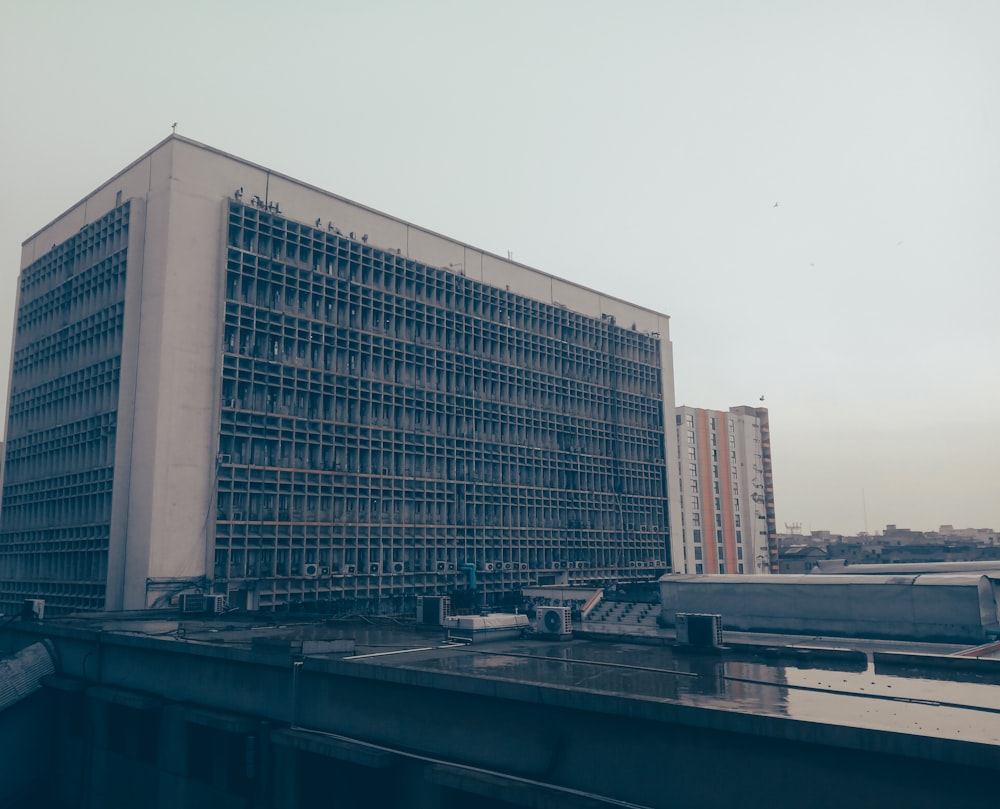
533 606 572 638
675 613 723 648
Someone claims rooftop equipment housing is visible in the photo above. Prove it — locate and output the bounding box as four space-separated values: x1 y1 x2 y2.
445 613 529 644
416 596 451 626
675 612 723 648
533 606 573 638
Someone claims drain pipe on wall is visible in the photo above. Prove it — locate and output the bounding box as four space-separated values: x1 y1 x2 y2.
458 563 480 609
290 660 303 729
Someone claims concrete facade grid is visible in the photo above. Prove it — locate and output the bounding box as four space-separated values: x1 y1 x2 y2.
216 202 670 611
0 204 131 613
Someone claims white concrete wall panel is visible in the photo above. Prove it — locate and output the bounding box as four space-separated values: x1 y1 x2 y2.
106 197 148 610
404 226 467 274
137 177 226 591
481 254 549 301
119 178 175 607
661 343 683 571
21 149 160 267
659 574 994 642
170 141 269 206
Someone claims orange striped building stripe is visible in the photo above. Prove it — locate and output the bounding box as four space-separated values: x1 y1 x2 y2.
696 410 717 574
717 414 738 572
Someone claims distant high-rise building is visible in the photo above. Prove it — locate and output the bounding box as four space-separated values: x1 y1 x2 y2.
0 136 681 615
673 406 777 574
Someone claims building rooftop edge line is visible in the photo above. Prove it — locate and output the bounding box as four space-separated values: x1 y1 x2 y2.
21 134 672 322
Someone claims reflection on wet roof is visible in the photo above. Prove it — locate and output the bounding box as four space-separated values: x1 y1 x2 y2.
45 612 1000 748
344 637 1000 746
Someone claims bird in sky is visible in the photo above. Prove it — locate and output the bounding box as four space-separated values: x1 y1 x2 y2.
773 202 779 208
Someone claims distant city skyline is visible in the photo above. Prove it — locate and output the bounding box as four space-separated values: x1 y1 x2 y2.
1 2 997 536
780 521 998 538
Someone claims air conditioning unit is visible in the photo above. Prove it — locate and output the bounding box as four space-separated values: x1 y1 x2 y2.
503 562 512 570
302 563 320 578
342 564 357 576
436 562 447 572
416 596 451 626
320 566 330 576
534 606 572 637
369 563 381 575
179 593 206 614
392 562 404 574
482 562 494 572
448 563 455 571
205 594 226 614
575 561 586 569
520 563 528 570
675 613 723 648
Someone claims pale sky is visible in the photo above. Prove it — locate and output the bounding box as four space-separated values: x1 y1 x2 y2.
1 1 997 536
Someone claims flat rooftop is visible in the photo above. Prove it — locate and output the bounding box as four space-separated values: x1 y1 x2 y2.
342 638 1000 749
20 610 1000 756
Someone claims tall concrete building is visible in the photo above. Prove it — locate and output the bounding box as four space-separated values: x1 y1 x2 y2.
0 135 681 616
672 406 777 574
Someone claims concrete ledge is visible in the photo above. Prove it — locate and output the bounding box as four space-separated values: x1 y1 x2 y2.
11 620 1000 783
271 728 394 768
176 703 258 733
425 762 652 809
41 674 86 693
86 685 162 711
305 654 1000 771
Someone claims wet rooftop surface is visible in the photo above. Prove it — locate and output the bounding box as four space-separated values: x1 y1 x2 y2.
49 612 1000 747
338 636 1000 746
